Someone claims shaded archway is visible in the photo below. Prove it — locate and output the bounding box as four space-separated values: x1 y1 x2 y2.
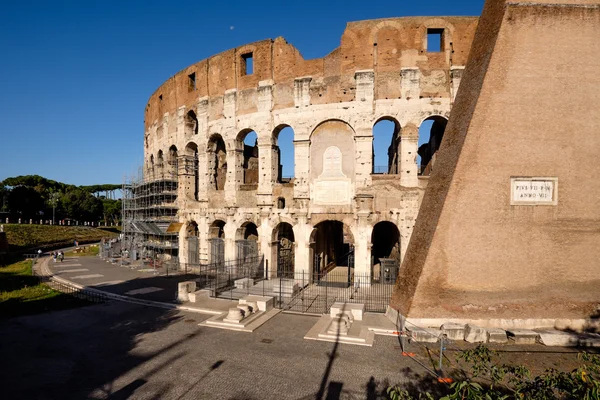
418 116 448 175
237 129 259 185
272 222 295 278
273 125 295 182
310 221 354 277
208 220 225 264
148 155 155 178
183 142 199 200
168 145 178 177
157 150 164 177
236 222 258 260
372 117 401 174
184 110 198 136
371 221 400 284
186 221 199 265
207 134 227 190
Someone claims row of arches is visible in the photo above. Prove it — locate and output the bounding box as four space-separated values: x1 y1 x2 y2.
185 219 401 281
147 114 448 191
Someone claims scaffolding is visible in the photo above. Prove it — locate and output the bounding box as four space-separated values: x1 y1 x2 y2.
122 161 180 267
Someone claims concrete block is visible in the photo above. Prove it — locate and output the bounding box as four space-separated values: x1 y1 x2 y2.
507 329 539 345
330 302 365 321
408 327 440 343
240 295 273 312
465 324 487 343
487 328 508 344
187 289 210 303
440 323 466 341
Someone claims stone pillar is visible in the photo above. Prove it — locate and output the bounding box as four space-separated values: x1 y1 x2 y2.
257 80 274 112
293 214 311 281
178 223 189 265
258 211 272 278
355 70 374 103
196 96 209 137
352 221 373 286
293 139 310 199
258 137 276 195
224 210 237 261
198 215 209 264
294 77 312 108
400 128 419 187
354 132 373 191
225 144 242 204
400 68 421 100
197 151 209 202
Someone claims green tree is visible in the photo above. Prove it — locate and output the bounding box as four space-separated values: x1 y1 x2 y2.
61 189 103 221
7 186 45 218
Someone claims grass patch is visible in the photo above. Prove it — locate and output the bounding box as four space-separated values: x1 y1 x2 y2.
64 245 99 257
0 259 89 319
4 224 116 253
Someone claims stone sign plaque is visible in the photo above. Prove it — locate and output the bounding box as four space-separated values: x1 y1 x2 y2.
510 177 558 205
314 146 351 205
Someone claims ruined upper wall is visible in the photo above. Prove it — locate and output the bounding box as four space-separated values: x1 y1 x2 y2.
144 16 478 129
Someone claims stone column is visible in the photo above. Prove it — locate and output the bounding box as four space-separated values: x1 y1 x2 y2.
198 215 209 263
352 221 373 287
225 143 242 204
293 214 311 283
258 211 272 278
178 223 189 265
293 139 310 199
197 151 209 202
224 210 237 261
354 131 373 191
258 137 276 196
400 128 419 187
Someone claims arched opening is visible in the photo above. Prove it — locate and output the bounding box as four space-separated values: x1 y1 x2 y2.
371 221 400 284
184 110 198 136
274 125 295 182
168 145 178 177
184 142 199 200
208 220 225 264
418 116 448 175
237 129 259 185
148 155 155 178
186 221 199 264
372 118 401 174
236 222 259 260
156 150 164 177
310 221 354 282
272 222 295 278
207 134 227 190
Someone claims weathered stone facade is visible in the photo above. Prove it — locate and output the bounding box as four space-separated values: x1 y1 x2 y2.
143 17 478 281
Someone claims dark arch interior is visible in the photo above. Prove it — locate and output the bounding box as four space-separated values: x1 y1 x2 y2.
418 117 448 175
371 221 400 283
209 220 225 239
312 221 354 274
208 135 227 190
185 110 198 135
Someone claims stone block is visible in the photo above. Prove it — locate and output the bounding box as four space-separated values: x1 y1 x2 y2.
440 323 466 341
408 327 440 343
240 295 273 312
465 324 487 343
177 281 196 302
487 328 508 344
507 329 539 345
330 302 364 321
271 279 298 297
235 278 254 289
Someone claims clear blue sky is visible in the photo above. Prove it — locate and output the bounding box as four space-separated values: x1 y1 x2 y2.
0 0 484 186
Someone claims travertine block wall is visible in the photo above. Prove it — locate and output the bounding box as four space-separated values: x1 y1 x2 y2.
144 17 478 279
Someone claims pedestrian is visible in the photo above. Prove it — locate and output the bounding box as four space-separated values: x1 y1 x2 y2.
59 251 64 262
52 252 57 263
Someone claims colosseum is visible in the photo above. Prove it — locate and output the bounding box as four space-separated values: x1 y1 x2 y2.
132 16 479 312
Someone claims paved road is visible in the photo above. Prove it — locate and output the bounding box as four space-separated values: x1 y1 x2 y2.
47 255 189 304
0 302 428 400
